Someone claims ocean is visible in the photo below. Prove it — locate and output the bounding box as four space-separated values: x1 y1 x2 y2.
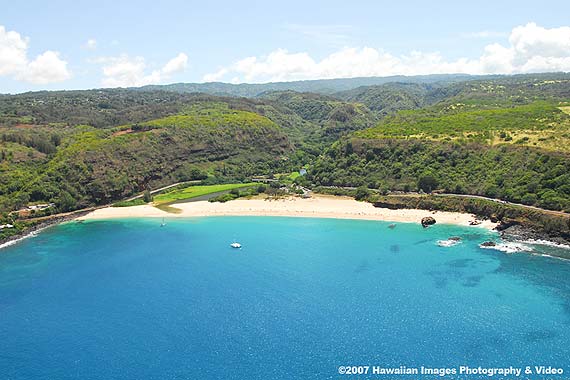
1 217 569 380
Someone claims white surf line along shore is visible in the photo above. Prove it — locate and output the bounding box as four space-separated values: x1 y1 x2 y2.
77 195 498 229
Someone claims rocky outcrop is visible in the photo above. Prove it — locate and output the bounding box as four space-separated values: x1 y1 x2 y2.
500 225 570 246
480 241 496 247
421 216 436 228
495 217 520 231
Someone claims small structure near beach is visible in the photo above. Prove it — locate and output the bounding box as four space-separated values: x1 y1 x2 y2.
17 203 55 218
300 186 312 198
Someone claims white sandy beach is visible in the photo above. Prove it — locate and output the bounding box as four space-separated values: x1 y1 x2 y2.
77 195 497 229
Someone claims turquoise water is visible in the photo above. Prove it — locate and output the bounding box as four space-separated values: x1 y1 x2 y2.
1 217 569 380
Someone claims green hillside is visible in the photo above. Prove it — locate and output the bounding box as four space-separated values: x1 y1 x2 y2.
333 82 455 115
444 74 570 106
357 102 570 152
260 91 377 139
309 100 570 212
307 78 570 214
0 103 291 212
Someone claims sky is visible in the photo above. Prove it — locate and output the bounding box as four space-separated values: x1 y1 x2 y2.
1 0 569 93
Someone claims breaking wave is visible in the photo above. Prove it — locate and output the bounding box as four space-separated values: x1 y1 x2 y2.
479 241 533 254
437 239 462 247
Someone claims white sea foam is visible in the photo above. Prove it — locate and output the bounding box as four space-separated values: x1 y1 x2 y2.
479 241 533 254
521 239 570 250
0 230 39 251
437 239 462 247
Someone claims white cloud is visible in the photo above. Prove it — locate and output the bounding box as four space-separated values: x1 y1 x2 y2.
161 53 188 75
203 22 570 83
100 55 149 87
18 51 71 84
203 68 228 82
0 25 71 84
509 23 570 64
99 52 188 87
84 38 97 50
0 26 28 76
479 43 515 73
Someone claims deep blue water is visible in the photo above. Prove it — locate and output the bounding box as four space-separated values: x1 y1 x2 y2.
1 217 570 380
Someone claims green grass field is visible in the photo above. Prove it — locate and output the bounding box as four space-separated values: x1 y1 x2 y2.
153 183 257 205
288 171 300 180
112 198 147 207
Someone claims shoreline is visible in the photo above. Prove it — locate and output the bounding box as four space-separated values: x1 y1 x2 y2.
0 209 94 250
5 195 570 260
76 194 498 229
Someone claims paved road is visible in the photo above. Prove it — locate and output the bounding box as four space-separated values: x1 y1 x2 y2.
319 186 569 217
124 180 201 201
434 193 569 217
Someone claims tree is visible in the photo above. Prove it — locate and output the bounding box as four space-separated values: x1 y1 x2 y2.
143 189 153 203
539 190 563 210
50 133 61 146
355 186 370 201
56 191 77 212
521 193 538 205
418 175 438 193
176 164 208 181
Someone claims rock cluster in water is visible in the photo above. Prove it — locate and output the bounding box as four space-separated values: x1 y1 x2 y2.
421 216 436 228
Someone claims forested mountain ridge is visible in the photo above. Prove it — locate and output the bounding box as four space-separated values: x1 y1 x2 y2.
137 73 483 98
331 72 570 115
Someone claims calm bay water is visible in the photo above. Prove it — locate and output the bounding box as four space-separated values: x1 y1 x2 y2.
1 217 569 380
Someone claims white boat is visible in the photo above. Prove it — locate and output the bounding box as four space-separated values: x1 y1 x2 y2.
230 242 242 249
